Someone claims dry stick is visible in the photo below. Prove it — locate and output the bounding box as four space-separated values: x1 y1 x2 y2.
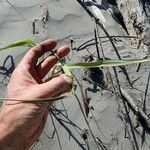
115 69 150 148
104 68 136 149
119 111 136 150
43 130 56 139
113 68 139 150
94 18 102 60
85 81 108 141
94 20 106 59
77 36 138 51
105 66 135 150
136 56 148 72
94 28 101 60
98 35 138 39
60 100 68 118
80 83 89 118
50 109 87 150
94 21 117 95
76 0 131 85
120 88 150 132
52 107 84 132
103 69 136 149
74 77 107 150
73 78 101 150
52 107 91 149
90 110 107 141
143 72 150 112
80 82 107 142
141 72 150 146
49 112 63 150
51 107 91 149
74 93 106 150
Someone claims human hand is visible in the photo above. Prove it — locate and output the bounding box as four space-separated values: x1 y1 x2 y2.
0 39 72 150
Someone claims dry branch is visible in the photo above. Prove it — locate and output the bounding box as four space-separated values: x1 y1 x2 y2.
120 88 150 133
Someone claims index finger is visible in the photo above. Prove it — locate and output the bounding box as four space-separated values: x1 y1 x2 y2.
20 39 57 68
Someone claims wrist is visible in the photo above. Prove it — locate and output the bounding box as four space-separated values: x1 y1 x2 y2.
0 105 25 150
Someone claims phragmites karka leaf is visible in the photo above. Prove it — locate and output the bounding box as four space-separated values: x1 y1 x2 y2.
66 58 150 69
0 39 36 51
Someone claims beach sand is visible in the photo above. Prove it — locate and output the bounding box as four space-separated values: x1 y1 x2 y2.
0 0 150 150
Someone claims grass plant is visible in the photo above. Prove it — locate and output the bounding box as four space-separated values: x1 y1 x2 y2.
0 0 150 149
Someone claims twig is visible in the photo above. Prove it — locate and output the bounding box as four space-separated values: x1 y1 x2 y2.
77 36 138 51
94 21 101 60
49 112 63 150
141 72 150 146
120 88 150 132
51 106 84 132
73 77 103 149
80 83 90 117
113 69 139 150
74 93 105 150
90 110 107 141
94 28 101 60
43 130 56 140
143 72 150 112
60 100 68 118
51 106 90 149
50 109 87 150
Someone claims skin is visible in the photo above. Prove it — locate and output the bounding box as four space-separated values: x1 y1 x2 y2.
0 39 72 150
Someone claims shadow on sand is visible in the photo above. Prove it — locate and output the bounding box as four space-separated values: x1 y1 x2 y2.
0 55 15 84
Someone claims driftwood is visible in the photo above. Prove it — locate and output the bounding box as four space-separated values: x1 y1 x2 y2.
120 88 150 133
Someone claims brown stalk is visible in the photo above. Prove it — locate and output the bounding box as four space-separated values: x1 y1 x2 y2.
49 112 63 150
141 72 150 146
113 68 139 150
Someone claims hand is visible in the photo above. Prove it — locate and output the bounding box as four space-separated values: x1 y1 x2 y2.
0 39 72 150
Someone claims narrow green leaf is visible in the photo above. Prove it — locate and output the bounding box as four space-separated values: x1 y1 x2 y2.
62 65 73 78
0 39 36 51
3 96 67 104
21 96 67 103
66 58 150 69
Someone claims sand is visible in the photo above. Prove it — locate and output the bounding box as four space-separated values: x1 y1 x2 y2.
0 0 150 150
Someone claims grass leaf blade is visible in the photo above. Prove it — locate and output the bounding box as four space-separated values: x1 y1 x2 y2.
62 65 73 78
4 96 67 104
0 39 36 51
67 58 150 69
23 96 67 103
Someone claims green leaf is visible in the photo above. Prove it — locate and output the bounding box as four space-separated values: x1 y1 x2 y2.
66 58 150 69
12 96 67 104
2 96 67 104
0 39 36 51
62 64 73 78
18 96 67 104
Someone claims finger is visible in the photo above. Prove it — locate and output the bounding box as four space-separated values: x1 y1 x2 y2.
36 74 72 98
36 46 70 79
20 39 57 68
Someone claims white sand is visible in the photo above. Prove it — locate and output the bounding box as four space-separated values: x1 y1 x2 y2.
0 0 150 150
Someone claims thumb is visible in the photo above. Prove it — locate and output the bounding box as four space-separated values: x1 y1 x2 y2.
37 74 72 98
